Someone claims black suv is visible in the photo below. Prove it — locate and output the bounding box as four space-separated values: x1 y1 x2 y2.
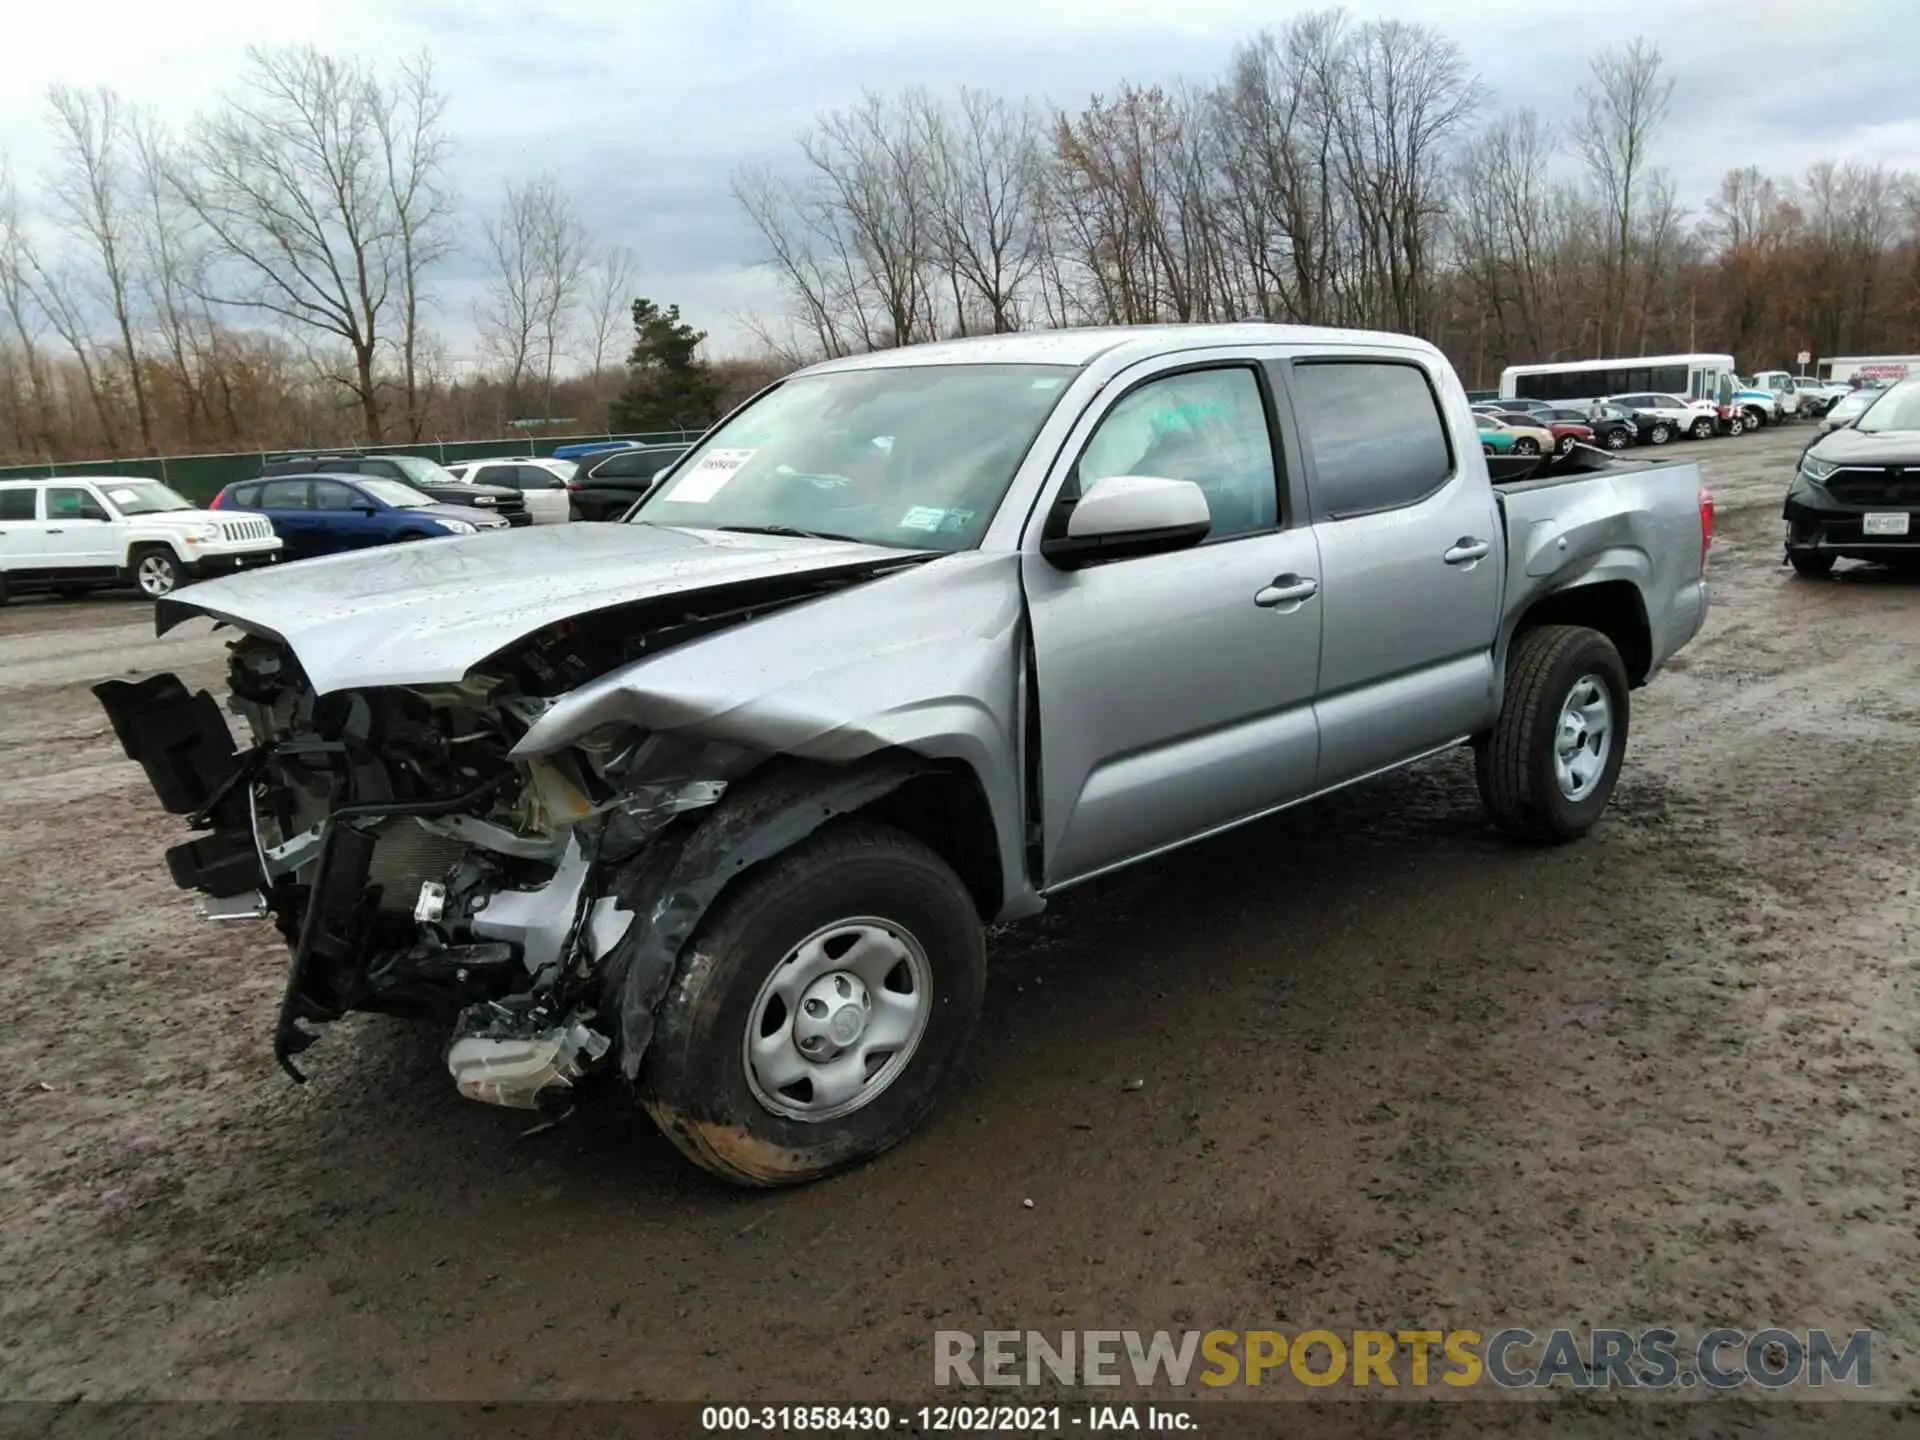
259 453 530 526
1784 378 1920 578
568 444 691 521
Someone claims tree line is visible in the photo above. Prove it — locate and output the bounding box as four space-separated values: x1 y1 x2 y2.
5 20 1917 466
737 11 1920 386
0 46 750 465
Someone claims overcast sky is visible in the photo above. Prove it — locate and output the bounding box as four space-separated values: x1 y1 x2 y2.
4 0 1916 358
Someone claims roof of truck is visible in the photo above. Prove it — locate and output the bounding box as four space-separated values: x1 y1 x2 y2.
800 323 1440 376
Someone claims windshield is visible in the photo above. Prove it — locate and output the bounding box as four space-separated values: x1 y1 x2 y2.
632 363 1076 550
1854 382 1920 433
387 455 460 487
99 480 194 516
356 478 438 508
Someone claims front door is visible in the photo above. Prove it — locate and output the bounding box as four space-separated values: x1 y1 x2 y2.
41 486 118 571
1023 358 1324 888
1281 356 1504 788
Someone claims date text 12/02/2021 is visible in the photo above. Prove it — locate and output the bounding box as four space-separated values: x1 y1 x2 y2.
699 1407 1189 1432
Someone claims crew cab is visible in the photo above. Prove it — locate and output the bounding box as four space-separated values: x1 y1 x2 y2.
98 325 1712 1187
0 476 280 602
1784 376 1920 577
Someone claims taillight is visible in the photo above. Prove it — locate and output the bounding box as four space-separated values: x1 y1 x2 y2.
209 491 225 508
565 482 582 492
1699 489 1714 571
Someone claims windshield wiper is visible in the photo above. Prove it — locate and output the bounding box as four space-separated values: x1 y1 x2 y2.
714 523 867 544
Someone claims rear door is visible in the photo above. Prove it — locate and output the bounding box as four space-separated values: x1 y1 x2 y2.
1281 354 1503 788
0 484 46 573
255 478 317 554
311 479 385 549
1023 352 1323 887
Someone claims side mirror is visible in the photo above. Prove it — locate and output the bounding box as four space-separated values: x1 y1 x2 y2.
1040 474 1212 570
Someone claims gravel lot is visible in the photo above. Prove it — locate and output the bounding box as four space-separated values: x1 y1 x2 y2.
4 423 1918 1406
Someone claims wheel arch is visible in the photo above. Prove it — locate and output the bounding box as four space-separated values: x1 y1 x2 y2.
1508 580 1653 688
604 750 1002 1081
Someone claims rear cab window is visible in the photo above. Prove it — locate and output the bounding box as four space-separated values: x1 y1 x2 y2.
1288 359 1455 520
0 486 37 521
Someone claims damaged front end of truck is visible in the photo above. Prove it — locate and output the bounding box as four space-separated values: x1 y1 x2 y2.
94 551 975 1119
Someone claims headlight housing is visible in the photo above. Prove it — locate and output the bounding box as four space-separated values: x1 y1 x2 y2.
437 518 477 535
188 523 221 543
1799 454 1839 483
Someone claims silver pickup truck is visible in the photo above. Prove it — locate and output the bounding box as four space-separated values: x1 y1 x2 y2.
98 324 1711 1187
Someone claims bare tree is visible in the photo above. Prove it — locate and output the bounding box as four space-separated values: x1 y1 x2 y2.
0 162 60 458
376 54 457 441
174 45 454 443
580 242 638 400
475 175 590 415
41 85 154 452
916 89 1044 333
1573 38 1673 352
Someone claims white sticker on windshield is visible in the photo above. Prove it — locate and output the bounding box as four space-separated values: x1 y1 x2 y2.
108 488 141 505
899 506 947 531
670 448 756 503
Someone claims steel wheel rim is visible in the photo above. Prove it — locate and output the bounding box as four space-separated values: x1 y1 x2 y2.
743 915 933 1123
137 555 176 596
1554 674 1613 802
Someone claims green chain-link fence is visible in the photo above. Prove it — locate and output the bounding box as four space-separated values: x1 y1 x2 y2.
0 430 703 506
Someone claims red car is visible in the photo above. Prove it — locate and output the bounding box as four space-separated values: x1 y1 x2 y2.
1482 407 1596 456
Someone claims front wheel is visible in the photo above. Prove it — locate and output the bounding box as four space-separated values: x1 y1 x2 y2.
1554 434 1576 457
1603 428 1629 450
1512 437 1541 456
131 547 181 598
1476 625 1630 844
1691 418 1714 439
638 822 986 1187
1648 423 1673 445
1744 407 1767 430
1728 415 1745 436
1788 548 1835 579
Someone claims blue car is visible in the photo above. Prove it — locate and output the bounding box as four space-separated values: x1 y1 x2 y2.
211 473 510 560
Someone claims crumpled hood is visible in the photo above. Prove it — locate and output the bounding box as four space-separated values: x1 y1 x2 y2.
156 521 932 694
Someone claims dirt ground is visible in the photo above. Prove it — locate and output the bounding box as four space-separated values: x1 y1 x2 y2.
3 422 1918 1407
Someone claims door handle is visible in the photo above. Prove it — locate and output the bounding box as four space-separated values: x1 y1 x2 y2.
1254 574 1319 608
45 527 64 535
1444 538 1490 565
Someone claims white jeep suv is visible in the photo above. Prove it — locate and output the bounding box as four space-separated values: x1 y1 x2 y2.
0 476 282 603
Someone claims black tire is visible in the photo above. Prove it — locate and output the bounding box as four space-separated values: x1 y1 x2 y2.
1744 407 1767 430
638 821 986 1187
1512 437 1541 456
1728 416 1745 436
1475 625 1630 844
1690 418 1714 439
1554 434 1576 456
1788 549 1836 579
1603 428 1629 450
0 572 10 607
129 545 180 598
1648 423 1673 445
1481 442 1496 456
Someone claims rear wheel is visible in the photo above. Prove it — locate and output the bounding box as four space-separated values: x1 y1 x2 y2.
1648 423 1673 445
131 546 180 598
1728 415 1745 436
1476 625 1630 844
1603 428 1629 450
1512 437 1541 456
1554 434 1576 456
638 822 986 1187
1788 549 1835 579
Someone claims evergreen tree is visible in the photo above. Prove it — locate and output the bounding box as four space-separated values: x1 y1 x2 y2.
608 298 723 433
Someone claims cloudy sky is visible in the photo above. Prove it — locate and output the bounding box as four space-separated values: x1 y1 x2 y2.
4 0 1916 358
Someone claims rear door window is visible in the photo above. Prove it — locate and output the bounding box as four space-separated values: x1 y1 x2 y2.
1290 360 1455 520
0 487 37 521
259 480 312 510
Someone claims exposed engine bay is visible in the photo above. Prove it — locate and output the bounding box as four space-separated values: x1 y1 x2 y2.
93 574 931 1117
